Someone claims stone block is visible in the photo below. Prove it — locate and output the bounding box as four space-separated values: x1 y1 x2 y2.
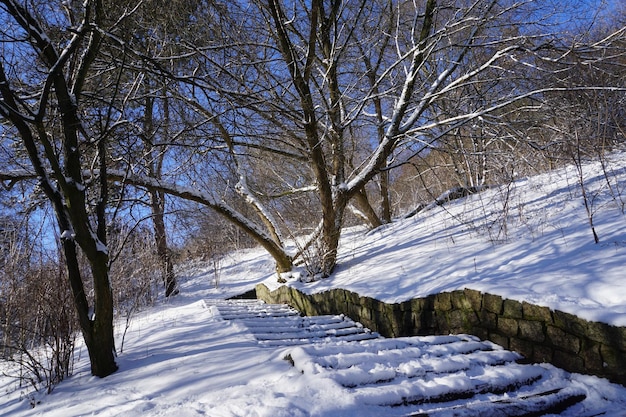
447 310 468 332
255 283 269 300
546 325 580 354
346 303 360 322
360 317 375 332
471 327 489 341
483 293 503 314
388 305 405 337
399 310 414 336
373 299 387 312
503 299 523 319
600 345 626 369
478 311 498 330
420 310 436 330
518 320 545 342
435 311 451 331
580 340 603 373
510 337 534 359
409 297 425 311
345 290 360 306
450 291 472 310
488 332 509 349
522 302 552 322
466 310 480 326
311 291 325 307
358 296 372 309
423 294 436 310
497 317 519 337
415 314 434 335
553 350 585 373
553 310 587 337
586 322 626 351
463 288 483 311
331 289 348 312
532 345 553 363
434 293 452 311
373 309 391 336
410 310 421 327
359 305 372 321
398 300 412 312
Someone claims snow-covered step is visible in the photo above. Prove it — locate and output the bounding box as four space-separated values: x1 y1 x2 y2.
258 331 380 347
253 325 370 340
240 314 358 332
210 299 379 346
296 335 517 372
316 349 522 388
288 335 588 415
215 300 299 320
219 311 297 320
409 386 587 417
353 362 546 406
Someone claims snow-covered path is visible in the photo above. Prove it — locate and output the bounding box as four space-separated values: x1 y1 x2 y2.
210 299 626 416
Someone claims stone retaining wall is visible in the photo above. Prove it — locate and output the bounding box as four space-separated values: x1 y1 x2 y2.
256 283 626 386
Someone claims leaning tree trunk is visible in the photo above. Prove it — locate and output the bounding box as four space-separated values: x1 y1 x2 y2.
353 187 383 229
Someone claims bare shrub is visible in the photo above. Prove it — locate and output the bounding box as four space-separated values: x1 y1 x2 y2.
1 236 77 394
107 222 162 353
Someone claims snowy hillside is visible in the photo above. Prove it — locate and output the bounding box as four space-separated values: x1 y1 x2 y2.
275 151 626 327
2 152 626 415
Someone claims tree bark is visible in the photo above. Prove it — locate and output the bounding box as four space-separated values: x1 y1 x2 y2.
143 92 179 297
150 190 177 296
353 188 383 229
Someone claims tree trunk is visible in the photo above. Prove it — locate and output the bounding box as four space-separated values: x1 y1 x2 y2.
318 191 349 276
62 235 118 377
150 189 177 296
379 171 392 224
353 187 383 229
89 254 118 377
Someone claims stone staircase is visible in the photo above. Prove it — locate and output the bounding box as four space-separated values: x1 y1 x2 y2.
290 337 588 416
212 299 379 346
210 299 599 416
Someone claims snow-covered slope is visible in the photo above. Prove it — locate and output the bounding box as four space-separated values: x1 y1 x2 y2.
273 151 626 326
2 152 626 415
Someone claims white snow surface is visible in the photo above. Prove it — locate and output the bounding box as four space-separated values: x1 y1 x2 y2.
2 153 626 415
275 152 626 327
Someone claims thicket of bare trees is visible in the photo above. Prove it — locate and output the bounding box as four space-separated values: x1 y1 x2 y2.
1 0 624 387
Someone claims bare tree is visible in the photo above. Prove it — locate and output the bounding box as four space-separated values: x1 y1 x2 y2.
4 0 623 289
171 0 624 277
0 0 117 377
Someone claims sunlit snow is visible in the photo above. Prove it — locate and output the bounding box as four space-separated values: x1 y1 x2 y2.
2 152 626 415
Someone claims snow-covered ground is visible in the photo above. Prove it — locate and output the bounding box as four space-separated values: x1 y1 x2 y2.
2 152 626 415
275 152 626 327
